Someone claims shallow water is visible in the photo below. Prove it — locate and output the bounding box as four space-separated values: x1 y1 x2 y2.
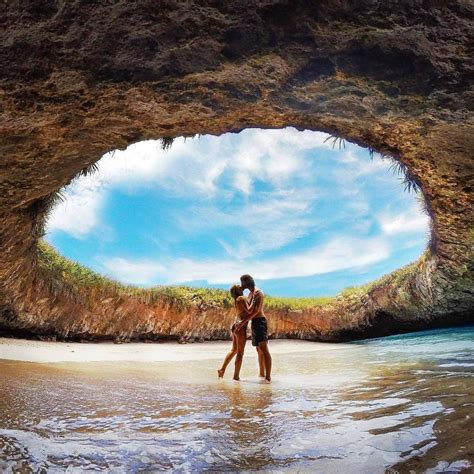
1 327 473 473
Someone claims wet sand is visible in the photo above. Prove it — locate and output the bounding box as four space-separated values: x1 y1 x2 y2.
0 337 351 363
1 328 472 472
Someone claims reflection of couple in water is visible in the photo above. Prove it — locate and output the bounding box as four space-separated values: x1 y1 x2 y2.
218 274 272 383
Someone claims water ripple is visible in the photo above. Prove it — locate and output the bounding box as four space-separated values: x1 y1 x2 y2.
1 326 473 472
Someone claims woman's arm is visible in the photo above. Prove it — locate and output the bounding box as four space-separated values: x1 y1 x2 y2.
235 291 263 329
236 296 252 314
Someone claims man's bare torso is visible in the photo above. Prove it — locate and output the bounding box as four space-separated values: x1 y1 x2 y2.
248 288 265 318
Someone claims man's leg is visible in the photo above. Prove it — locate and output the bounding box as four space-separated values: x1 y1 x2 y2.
258 341 272 382
233 330 247 381
257 347 265 378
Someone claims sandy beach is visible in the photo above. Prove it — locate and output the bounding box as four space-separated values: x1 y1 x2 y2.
1 328 472 472
0 337 352 363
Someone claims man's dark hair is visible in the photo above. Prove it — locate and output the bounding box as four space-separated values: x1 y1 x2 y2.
240 274 255 289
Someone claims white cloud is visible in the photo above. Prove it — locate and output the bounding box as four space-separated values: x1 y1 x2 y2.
46 127 428 291
100 235 390 285
176 188 320 257
378 204 429 235
46 127 333 245
46 177 104 238
101 258 167 285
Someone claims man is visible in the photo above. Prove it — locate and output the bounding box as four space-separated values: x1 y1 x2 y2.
236 274 272 383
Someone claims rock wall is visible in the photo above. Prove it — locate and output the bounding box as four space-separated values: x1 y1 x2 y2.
0 1 473 341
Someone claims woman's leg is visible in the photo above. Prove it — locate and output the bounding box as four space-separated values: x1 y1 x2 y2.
257 347 265 378
233 329 247 381
218 332 237 378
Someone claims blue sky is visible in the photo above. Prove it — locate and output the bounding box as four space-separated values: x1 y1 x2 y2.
46 128 429 297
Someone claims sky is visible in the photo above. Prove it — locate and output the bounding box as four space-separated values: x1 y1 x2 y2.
45 127 429 297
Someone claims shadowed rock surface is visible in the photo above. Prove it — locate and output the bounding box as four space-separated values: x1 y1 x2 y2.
0 1 473 342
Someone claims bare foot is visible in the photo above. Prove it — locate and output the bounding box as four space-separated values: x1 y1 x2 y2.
233 376 240 381
217 369 224 378
259 375 265 379
261 378 271 384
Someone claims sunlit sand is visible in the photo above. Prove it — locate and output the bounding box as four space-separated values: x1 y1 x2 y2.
0 337 352 364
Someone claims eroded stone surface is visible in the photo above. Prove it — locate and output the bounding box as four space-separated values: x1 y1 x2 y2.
0 1 473 341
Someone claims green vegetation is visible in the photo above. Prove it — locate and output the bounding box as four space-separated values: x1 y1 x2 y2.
37 241 335 311
323 134 346 150
265 295 333 310
160 137 174 150
37 241 425 312
387 159 421 194
38 240 123 290
37 241 232 309
78 162 100 177
369 148 422 194
337 283 372 299
326 135 421 195
338 255 426 301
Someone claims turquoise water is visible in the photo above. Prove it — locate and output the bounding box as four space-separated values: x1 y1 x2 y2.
0 326 473 472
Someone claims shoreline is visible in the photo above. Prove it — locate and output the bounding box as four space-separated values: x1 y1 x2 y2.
0 337 353 364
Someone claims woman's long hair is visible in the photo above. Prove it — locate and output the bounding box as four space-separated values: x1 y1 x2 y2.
229 284 243 301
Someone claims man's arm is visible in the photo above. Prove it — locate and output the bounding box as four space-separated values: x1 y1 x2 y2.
236 296 252 314
236 291 263 328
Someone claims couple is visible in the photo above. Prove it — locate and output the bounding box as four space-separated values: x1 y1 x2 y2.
218 274 272 383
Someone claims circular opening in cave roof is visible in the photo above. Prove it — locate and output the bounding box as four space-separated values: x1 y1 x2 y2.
44 127 429 297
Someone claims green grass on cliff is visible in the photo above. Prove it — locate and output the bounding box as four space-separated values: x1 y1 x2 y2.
37 241 424 311
37 241 333 310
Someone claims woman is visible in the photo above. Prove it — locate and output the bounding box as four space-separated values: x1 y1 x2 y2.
217 284 251 381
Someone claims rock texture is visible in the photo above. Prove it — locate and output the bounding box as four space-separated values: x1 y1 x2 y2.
0 1 473 342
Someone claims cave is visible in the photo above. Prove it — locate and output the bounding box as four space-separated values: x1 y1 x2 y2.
0 1 473 342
